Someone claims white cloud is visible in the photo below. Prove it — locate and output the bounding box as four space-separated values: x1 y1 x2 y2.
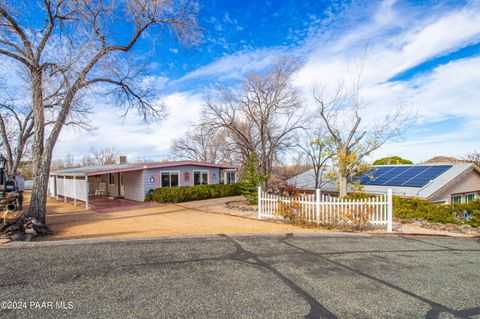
51 1 480 163
54 92 204 161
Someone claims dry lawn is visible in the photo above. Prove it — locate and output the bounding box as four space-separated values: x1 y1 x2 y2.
24 193 324 241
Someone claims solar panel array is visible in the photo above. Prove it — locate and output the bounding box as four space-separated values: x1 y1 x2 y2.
360 165 452 188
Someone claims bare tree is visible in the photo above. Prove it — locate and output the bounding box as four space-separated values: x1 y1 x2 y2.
0 96 34 178
51 153 78 170
463 150 480 167
0 0 199 223
202 57 305 184
297 128 334 189
313 76 411 197
172 125 234 164
82 147 119 166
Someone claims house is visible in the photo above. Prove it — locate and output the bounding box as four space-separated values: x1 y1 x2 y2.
49 158 237 204
287 163 480 204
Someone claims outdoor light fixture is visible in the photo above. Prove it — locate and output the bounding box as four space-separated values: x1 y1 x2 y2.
184 172 190 180
150 176 155 183
0 154 6 170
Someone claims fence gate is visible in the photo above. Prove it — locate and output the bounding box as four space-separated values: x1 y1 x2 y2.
257 187 393 232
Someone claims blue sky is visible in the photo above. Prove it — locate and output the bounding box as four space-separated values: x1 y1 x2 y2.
44 0 480 163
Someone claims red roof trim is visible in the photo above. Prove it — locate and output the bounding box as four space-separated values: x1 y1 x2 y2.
86 161 236 176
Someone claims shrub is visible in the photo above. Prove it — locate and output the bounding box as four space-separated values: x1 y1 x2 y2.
148 183 243 203
393 197 480 227
240 154 269 205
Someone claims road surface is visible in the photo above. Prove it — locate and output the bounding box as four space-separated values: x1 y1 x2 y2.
0 234 479 318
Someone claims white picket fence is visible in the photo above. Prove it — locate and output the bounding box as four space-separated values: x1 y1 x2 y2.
53 176 89 208
258 187 393 232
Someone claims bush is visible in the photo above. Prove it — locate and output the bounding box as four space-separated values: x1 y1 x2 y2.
147 183 243 203
393 197 480 227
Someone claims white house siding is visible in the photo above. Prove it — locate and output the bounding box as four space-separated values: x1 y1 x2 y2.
428 168 480 203
123 170 145 201
142 165 222 198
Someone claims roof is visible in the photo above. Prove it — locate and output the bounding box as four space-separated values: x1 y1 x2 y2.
287 163 479 198
51 160 236 177
287 168 337 191
363 163 478 198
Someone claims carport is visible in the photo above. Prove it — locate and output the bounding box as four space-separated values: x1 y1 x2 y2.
48 163 146 208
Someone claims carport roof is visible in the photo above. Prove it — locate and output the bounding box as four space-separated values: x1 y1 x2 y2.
50 160 236 177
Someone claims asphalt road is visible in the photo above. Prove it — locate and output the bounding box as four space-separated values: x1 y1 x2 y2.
0 234 479 319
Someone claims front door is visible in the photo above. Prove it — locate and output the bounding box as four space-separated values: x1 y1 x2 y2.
119 173 125 197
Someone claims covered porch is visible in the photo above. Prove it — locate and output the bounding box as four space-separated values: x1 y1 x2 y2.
48 167 145 208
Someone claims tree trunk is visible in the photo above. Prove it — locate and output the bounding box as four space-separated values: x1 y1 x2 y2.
27 156 51 223
338 173 348 197
27 68 48 223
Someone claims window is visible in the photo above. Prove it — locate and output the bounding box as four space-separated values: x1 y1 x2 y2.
161 172 179 187
465 193 476 203
193 171 208 185
451 194 462 204
109 173 115 185
226 172 235 184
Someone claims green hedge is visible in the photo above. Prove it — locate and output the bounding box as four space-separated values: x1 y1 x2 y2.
393 197 480 227
346 193 480 227
146 183 244 203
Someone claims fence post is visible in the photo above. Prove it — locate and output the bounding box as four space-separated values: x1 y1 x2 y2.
55 176 59 200
258 186 262 220
387 189 393 232
85 179 89 210
316 189 321 224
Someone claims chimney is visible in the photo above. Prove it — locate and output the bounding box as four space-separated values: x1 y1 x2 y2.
116 156 127 165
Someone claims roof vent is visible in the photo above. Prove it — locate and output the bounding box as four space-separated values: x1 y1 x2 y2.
116 156 127 165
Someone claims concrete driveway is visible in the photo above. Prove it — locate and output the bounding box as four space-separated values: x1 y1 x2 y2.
0 234 478 318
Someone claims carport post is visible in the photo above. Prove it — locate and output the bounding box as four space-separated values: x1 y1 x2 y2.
73 176 76 206
387 189 393 232
257 186 262 220
63 176 66 203
85 179 89 209
55 176 59 200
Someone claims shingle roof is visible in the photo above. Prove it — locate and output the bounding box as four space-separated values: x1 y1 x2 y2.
51 160 236 176
287 168 337 191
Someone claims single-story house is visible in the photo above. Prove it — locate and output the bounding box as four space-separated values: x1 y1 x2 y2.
288 163 480 204
49 158 237 205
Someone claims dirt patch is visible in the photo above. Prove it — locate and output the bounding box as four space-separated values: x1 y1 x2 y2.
225 200 257 212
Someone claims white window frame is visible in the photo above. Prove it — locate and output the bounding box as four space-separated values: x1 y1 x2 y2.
160 171 180 187
225 171 236 184
451 194 462 204
464 193 476 203
193 170 209 186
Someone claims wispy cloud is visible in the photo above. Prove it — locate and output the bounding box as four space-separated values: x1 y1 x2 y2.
53 1 480 163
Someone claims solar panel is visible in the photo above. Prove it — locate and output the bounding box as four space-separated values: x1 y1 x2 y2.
360 165 452 188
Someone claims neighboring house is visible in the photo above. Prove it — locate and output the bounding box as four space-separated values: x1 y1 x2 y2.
287 163 480 204
49 158 237 202
287 168 337 195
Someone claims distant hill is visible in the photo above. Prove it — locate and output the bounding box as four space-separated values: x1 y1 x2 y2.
422 156 464 164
